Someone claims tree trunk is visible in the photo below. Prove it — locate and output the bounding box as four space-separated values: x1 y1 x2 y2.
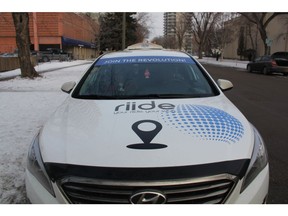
257 23 269 55
198 43 203 59
12 12 39 78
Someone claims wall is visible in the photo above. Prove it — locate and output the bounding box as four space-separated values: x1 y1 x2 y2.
71 47 98 60
0 13 16 53
223 14 288 60
0 12 99 58
0 57 37 72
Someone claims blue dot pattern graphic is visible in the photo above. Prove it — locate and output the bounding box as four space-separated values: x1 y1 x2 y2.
160 104 244 144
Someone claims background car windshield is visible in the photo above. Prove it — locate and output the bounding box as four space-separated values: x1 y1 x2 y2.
74 58 217 99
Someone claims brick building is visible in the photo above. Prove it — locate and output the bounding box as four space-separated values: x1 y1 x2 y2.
0 12 99 59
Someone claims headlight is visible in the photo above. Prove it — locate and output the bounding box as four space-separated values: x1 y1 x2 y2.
27 132 55 196
241 125 268 192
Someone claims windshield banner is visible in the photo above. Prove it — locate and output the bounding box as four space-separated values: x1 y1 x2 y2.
96 56 195 65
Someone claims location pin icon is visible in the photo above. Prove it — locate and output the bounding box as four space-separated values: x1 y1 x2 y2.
132 120 162 144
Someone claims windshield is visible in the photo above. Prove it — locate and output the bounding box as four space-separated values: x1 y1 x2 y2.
73 56 219 99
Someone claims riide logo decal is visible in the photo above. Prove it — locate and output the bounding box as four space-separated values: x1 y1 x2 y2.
114 101 175 114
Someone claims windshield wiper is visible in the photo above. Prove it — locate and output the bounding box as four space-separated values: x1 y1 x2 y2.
136 94 190 98
74 95 120 99
137 93 215 98
74 93 214 100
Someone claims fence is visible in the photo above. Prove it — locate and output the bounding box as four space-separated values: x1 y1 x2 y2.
0 57 37 72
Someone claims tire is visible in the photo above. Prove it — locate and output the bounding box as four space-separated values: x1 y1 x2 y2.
262 67 269 75
42 56 50 62
247 65 252 73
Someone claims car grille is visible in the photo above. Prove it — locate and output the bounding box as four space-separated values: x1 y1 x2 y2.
58 174 237 204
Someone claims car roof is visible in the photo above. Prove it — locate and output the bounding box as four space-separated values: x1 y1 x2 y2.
126 42 164 50
100 49 191 59
272 51 288 55
271 52 288 58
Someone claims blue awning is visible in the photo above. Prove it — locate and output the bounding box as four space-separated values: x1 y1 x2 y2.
62 37 95 48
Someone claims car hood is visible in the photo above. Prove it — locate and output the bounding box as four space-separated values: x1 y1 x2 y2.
40 95 254 168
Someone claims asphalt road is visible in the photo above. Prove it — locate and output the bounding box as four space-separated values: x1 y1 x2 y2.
202 63 288 204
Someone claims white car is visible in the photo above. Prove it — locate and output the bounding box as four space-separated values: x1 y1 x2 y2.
25 43 269 204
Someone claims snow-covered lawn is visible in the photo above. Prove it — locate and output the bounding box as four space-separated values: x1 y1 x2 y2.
0 62 90 203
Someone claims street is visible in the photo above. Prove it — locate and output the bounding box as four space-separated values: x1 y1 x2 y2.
203 63 288 204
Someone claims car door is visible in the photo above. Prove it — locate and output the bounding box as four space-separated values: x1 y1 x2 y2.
256 56 271 72
261 56 273 72
252 57 263 71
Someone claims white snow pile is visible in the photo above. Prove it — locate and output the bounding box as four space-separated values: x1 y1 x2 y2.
0 61 91 203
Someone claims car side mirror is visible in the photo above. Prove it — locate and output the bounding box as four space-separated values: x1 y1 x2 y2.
217 79 233 91
61 81 76 93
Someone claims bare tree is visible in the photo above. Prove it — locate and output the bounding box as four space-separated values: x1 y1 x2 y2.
12 12 39 78
191 12 221 59
240 13 288 55
237 26 246 59
82 13 100 52
210 13 236 60
151 36 165 46
135 13 151 42
246 21 258 51
173 13 192 50
274 14 288 51
164 35 177 49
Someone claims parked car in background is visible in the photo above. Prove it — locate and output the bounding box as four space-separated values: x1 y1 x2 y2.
0 52 18 57
37 48 70 62
271 51 288 60
247 54 288 76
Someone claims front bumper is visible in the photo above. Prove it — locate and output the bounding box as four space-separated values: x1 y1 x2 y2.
25 164 269 204
271 66 288 74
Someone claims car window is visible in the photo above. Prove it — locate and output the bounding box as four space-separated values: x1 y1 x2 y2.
272 52 288 59
73 56 219 99
261 56 271 61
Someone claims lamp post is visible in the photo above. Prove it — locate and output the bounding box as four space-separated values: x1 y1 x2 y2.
122 12 126 50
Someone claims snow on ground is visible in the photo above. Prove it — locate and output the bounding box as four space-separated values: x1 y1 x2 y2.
0 60 92 80
0 61 91 203
197 57 249 69
0 58 248 204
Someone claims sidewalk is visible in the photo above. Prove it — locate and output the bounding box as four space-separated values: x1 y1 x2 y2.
197 57 249 69
0 60 93 81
